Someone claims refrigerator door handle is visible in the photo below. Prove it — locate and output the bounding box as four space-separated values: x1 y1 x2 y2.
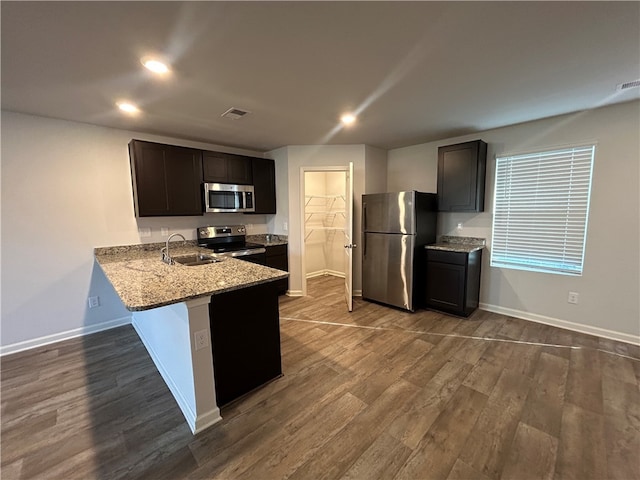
363 202 367 231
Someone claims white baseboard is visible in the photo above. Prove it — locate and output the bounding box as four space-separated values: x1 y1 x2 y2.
480 302 640 346
287 287 361 298
306 269 345 279
0 316 132 356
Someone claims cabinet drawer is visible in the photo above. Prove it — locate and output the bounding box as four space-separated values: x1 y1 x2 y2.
426 249 467 265
266 244 287 258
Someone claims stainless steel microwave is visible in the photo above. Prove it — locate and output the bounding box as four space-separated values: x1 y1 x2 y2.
204 183 255 213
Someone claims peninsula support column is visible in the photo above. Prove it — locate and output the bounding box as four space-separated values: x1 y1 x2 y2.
132 296 221 434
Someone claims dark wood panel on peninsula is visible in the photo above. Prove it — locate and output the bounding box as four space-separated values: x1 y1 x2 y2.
209 281 282 406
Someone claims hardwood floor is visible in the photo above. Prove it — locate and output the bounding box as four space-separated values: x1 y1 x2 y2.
2 275 639 479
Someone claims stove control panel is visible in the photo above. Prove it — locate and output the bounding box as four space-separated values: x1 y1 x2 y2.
198 225 246 240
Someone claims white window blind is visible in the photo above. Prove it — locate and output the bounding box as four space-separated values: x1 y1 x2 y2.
491 145 595 275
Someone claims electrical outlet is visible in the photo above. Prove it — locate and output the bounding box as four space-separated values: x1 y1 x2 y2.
88 296 100 309
283 221 288 232
138 227 151 238
161 227 169 236
568 292 579 304
457 223 463 230
194 329 209 350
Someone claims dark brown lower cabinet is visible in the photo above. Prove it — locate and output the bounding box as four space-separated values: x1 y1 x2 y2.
265 244 288 295
425 249 482 317
209 282 282 407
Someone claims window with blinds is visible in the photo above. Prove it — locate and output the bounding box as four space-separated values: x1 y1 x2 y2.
491 145 595 275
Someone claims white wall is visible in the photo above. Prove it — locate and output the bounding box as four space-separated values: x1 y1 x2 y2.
282 145 366 295
388 101 640 342
1 111 269 351
388 143 438 194
364 145 388 194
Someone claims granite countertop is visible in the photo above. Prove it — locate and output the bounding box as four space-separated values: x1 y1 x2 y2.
425 235 486 253
246 233 288 247
94 241 288 312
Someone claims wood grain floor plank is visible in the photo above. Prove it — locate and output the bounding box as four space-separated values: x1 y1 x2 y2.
390 357 473 450
459 368 532 479
2 276 638 480
555 403 608 480
401 335 465 387
394 385 488 480
288 378 421 480
447 458 492 480
461 341 514 396
520 351 569 437
599 349 637 385
500 422 558 480
235 392 367 480
340 433 412 480
603 413 640 480
565 347 604 414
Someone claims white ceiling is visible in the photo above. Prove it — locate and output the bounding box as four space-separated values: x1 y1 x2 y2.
2 2 639 152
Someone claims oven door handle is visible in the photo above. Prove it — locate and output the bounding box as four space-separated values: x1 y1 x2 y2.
216 248 266 258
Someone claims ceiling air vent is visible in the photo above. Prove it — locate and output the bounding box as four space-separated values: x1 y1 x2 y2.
617 79 640 91
221 107 251 120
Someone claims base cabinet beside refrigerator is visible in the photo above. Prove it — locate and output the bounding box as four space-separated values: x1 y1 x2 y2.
425 249 482 317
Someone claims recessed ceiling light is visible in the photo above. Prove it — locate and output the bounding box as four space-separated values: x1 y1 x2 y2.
340 113 356 126
141 58 170 75
117 102 140 114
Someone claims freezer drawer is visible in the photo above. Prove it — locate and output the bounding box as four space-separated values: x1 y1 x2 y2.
362 232 415 311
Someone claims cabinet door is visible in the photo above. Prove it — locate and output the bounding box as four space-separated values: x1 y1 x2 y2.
265 245 288 294
129 140 203 217
249 158 276 214
202 151 253 185
437 140 487 212
425 262 466 314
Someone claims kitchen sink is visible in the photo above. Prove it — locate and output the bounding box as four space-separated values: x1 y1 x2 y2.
172 253 223 266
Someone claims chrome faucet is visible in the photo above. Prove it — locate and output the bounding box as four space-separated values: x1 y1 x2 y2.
161 233 186 265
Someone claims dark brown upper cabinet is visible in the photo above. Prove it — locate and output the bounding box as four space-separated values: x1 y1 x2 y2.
248 157 276 215
202 151 253 185
437 140 487 212
129 140 203 217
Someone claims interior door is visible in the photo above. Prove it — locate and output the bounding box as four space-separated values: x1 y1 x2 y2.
344 162 354 312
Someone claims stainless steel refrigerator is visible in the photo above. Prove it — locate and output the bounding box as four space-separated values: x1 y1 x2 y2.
362 191 437 311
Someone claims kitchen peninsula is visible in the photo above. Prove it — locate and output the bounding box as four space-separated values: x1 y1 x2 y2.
95 241 288 434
